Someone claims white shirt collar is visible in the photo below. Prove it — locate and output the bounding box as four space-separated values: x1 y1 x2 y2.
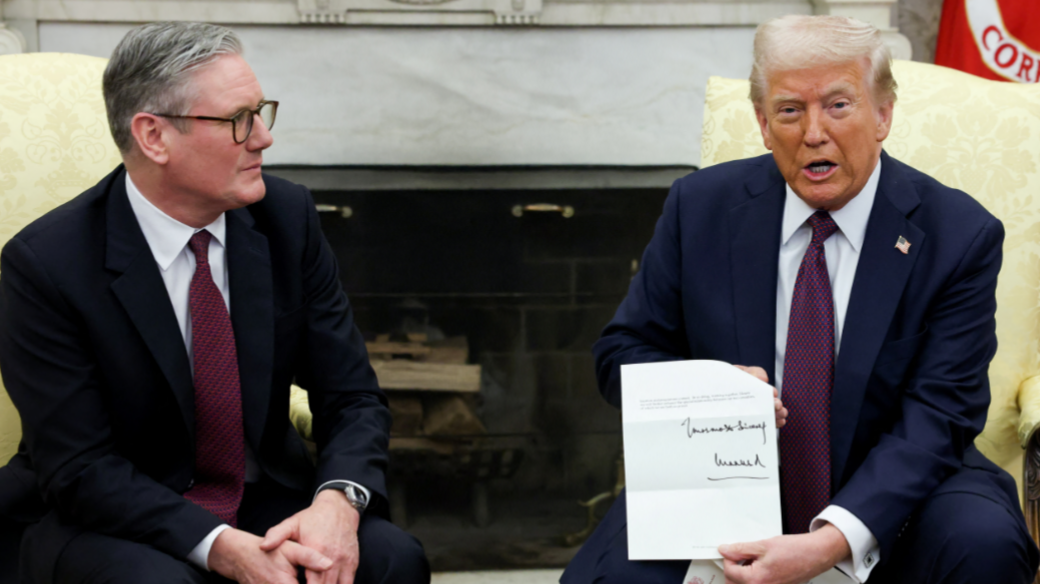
124 172 227 271
780 158 882 253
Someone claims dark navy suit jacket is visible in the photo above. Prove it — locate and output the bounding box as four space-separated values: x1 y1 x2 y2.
0 167 390 581
594 151 1016 558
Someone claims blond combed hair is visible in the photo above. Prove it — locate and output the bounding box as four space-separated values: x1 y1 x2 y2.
749 15 897 109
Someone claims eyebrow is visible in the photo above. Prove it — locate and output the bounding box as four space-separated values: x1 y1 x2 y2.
769 83 857 107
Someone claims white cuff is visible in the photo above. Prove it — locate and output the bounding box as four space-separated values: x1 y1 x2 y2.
314 480 371 507
187 524 232 571
811 505 880 583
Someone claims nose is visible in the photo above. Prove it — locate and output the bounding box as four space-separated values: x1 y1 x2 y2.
247 112 274 151
803 106 828 147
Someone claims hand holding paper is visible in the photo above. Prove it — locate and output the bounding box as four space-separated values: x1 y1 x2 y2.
718 524 852 584
733 364 788 429
621 360 782 560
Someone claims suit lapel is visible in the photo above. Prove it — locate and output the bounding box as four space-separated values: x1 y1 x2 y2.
225 207 274 453
830 152 924 489
106 168 196 443
730 159 786 382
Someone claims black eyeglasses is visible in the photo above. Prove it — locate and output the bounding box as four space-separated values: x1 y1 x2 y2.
153 100 278 144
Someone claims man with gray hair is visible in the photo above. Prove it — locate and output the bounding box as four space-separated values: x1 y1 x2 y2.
0 22 429 583
562 14 1038 584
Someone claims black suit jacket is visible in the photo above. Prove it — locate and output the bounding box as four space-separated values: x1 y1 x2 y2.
0 166 390 575
594 152 1020 558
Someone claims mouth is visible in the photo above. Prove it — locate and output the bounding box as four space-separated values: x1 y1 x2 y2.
242 160 263 172
803 160 838 181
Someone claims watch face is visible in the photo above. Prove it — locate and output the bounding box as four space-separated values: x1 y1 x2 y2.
345 485 368 508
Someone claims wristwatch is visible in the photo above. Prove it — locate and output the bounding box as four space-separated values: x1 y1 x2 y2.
321 483 369 514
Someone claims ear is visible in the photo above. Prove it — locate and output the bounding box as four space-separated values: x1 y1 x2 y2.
875 99 894 142
755 107 773 151
129 113 171 165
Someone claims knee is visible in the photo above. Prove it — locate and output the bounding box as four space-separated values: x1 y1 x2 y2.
935 507 1036 583
356 518 430 584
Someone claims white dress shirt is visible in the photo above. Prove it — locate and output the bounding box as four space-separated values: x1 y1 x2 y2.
125 174 369 570
775 160 882 582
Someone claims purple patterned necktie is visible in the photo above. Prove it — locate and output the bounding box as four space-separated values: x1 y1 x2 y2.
780 210 838 534
183 230 245 526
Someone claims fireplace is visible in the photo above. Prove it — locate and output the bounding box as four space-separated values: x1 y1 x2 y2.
269 165 686 569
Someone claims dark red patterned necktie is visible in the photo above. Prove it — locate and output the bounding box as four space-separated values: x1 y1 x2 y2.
780 210 838 534
183 230 245 526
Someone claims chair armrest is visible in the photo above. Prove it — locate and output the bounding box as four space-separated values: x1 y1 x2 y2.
1019 376 1040 449
289 385 314 442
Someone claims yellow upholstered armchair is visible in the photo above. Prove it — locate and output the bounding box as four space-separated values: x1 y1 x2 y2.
702 60 1040 541
0 53 123 463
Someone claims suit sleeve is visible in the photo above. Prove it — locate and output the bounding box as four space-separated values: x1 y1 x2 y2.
593 180 692 408
290 186 392 508
831 216 1003 557
0 237 223 559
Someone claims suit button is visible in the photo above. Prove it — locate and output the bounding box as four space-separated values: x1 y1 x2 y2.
187 479 195 490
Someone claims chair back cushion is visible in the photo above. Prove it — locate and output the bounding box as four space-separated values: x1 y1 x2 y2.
0 53 121 463
701 60 1040 502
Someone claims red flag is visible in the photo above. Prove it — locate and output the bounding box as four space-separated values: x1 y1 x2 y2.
935 0 1040 82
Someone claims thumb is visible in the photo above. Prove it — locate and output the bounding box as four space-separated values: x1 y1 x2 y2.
718 541 762 562
261 516 301 551
281 541 334 572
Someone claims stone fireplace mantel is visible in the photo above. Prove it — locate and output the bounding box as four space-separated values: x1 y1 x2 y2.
1 0 910 168
2 0 903 29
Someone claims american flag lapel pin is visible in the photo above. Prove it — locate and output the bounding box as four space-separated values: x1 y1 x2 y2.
895 236 911 254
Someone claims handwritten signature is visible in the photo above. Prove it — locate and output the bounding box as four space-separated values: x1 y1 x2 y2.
714 452 766 468
708 453 768 481
680 417 767 445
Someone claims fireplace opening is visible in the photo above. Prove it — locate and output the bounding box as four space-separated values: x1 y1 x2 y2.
268 165 692 570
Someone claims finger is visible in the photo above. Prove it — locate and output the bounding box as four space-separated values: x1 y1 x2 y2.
721 559 750 584
261 518 302 550
734 365 769 384
322 566 342 584
281 541 334 572
773 387 779 398
306 568 324 584
718 542 761 562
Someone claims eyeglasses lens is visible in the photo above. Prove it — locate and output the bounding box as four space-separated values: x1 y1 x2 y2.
232 108 252 144
260 102 277 132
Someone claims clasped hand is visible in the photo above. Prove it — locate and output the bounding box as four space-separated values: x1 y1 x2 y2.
211 489 361 584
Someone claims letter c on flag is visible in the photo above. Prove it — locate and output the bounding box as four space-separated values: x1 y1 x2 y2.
983 25 1003 50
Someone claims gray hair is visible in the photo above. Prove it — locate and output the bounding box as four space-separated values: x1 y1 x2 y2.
103 22 243 153
749 15 897 109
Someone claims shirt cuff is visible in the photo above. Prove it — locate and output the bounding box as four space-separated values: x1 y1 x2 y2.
811 505 880 583
187 524 232 571
314 480 371 509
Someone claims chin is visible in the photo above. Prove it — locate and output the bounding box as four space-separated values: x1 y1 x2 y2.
238 178 267 205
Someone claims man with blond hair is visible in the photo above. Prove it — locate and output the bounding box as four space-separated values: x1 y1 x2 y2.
562 15 1039 584
0 22 428 583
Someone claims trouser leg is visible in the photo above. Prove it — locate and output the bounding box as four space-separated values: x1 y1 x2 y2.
561 490 690 584
866 480 1037 584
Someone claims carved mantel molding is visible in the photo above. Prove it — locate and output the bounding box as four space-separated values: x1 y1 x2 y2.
1 0 900 26
0 0 911 57
0 22 26 54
